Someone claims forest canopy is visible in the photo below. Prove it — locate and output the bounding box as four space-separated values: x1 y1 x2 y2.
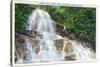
15 4 96 51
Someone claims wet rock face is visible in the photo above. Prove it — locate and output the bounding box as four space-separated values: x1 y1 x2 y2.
15 33 76 62
54 39 73 52
15 33 95 63
54 38 76 61
64 54 76 60
55 39 64 51
15 34 25 63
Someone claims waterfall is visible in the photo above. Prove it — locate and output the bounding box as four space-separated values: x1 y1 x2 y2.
24 9 65 63
16 8 95 64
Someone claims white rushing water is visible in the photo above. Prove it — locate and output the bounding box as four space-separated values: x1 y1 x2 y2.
16 9 95 63
69 40 95 61
24 9 65 63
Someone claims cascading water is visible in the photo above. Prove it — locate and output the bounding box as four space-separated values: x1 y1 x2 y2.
24 9 65 62
16 8 95 64
24 38 35 63
69 40 95 61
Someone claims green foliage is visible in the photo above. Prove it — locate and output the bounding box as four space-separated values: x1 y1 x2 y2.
15 4 33 32
15 4 96 51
